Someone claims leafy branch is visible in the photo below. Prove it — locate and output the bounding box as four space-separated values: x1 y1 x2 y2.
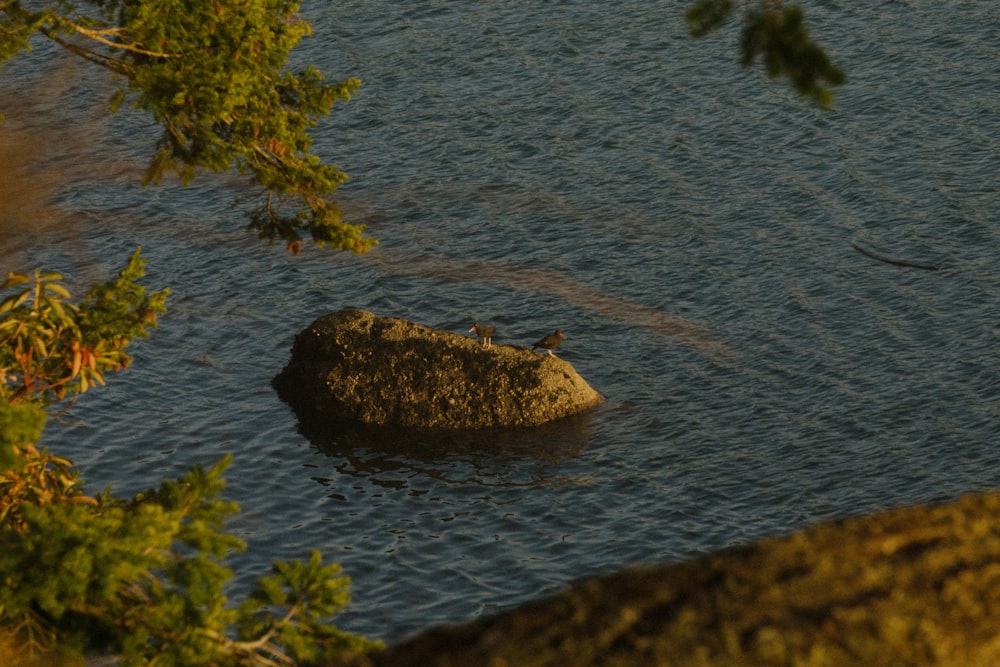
0 255 381 664
1 0 374 253
61 21 175 59
0 248 168 406
1 455 382 666
0 443 96 533
686 0 845 107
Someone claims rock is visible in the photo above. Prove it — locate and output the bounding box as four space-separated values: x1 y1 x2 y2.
342 490 1000 667
272 309 603 429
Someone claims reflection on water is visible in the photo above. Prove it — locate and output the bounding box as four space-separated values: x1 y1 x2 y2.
289 401 598 489
0 55 96 264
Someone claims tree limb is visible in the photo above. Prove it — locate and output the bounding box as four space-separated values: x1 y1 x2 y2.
39 25 132 76
67 22 175 59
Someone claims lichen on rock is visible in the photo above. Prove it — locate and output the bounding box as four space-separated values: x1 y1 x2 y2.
273 309 603 429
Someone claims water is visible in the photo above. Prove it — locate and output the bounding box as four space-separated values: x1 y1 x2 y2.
2 0 999 643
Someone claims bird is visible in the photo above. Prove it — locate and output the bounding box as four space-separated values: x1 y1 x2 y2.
532 330 566 356
469 322 496 349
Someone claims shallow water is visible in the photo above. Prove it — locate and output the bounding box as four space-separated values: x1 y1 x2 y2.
2 0 998 642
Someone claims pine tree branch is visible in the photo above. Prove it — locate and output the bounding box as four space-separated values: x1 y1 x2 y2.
66 22 175 59
39 25 132 76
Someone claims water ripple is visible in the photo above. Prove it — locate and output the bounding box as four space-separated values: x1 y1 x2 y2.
5 0 997 644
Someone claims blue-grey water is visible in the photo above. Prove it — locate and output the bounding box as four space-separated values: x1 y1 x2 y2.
2 0 998 643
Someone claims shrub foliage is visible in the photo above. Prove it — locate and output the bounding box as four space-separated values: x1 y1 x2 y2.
0 253 381 666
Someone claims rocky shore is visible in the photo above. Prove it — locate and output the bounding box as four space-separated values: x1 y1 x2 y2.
342 490 1000 666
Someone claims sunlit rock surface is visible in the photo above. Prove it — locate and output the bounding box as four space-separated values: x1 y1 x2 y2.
273 309 603 429
343 491 1000 666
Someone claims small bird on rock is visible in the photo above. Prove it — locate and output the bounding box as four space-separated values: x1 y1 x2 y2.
469 322 496 349
532 330 566 356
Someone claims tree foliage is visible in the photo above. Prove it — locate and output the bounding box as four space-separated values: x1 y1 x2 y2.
686 0 845 107
1 455 380 666
0 0 374 252
0 255 381 665
0 1 847 256
0 248 168 405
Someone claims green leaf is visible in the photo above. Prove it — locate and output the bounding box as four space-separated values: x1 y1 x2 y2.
42 297 72 325
1 273 30 290
30 335 48 359
44 283 71 300
0 291 30 313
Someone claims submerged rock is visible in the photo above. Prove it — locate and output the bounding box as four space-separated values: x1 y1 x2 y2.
343 490 1000 667
272 309 603 429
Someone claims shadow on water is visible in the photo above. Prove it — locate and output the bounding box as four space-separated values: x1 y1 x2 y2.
290 403 598 488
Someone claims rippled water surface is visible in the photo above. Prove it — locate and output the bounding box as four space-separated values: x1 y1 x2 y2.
2 0 999 642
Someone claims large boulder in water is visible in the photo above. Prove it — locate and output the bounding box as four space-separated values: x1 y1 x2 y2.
273 309 603 429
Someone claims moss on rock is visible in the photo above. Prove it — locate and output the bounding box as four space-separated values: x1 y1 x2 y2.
344 491 1000 666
